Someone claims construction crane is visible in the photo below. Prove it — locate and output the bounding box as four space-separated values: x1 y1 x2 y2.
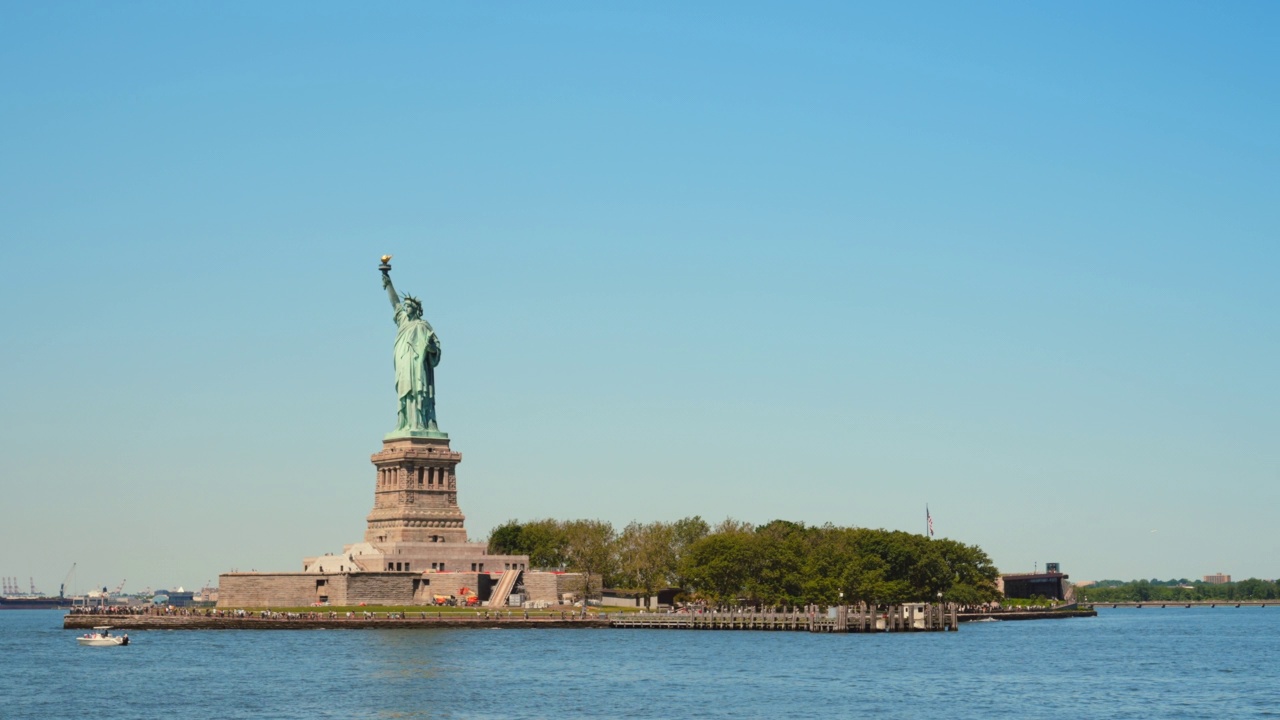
30 578 38 596
59 563 76 600
111 579 126 598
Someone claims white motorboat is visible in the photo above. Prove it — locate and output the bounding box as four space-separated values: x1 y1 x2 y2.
77 626 129 647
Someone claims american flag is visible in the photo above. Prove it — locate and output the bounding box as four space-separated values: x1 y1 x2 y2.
927 505 934 537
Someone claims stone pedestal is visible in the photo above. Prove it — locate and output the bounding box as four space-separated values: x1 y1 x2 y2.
365 436 468 544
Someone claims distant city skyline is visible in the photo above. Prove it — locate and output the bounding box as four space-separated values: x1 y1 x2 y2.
2 3 1277 592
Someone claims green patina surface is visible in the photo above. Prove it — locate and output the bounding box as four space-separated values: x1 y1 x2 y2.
381 260 448 440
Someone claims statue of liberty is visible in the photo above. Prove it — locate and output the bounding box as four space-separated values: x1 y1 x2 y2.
379 256 446 438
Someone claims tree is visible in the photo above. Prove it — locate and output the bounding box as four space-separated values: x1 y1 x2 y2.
679 529 756 604
519 519 570 569
800 524 855 606
1134 580 1153 602
669 516 710 589
714 517 754 534
492 515 1002 609
749 520 810 606
931 538 999 604
671 516 710 548
485 518 570 568
562 519 617 608
487 520 524 555
617 521 677 607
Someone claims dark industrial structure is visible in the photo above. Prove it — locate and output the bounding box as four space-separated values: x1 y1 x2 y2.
1000 571 1069 601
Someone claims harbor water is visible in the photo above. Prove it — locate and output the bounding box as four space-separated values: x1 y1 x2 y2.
3 608 1277 718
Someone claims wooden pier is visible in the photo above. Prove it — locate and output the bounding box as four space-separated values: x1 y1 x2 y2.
1097 601 1274 609
609 603 959 633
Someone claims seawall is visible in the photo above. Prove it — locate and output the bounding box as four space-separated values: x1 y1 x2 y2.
67 607 1096 631
960 609 1096 622
65 614 611 630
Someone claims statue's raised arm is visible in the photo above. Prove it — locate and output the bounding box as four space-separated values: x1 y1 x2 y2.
380 255 401 313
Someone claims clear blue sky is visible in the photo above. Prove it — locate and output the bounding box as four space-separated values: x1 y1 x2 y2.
2 2 1277 594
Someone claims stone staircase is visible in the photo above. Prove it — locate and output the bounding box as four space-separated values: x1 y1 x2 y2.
487 569 521 608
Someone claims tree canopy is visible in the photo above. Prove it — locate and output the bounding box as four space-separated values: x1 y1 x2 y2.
1081 579 1280 603
488 517 1000 606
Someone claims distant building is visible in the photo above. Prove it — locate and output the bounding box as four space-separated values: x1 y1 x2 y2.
155 588 196 607
1203 573 1231 585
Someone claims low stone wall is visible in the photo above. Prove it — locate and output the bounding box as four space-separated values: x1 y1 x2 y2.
521 572 600 604
219 571 500 608
346 573 415 606
219 570 607 608
418 571 488 601
218 573 329 608
522 572 560 604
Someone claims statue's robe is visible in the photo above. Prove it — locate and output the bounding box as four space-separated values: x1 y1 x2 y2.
393 304 441 429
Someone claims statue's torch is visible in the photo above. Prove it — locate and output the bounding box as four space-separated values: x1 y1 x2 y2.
379 254 393 276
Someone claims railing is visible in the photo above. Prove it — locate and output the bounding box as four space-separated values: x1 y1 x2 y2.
1096 601 1274 608
611 604 958 633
